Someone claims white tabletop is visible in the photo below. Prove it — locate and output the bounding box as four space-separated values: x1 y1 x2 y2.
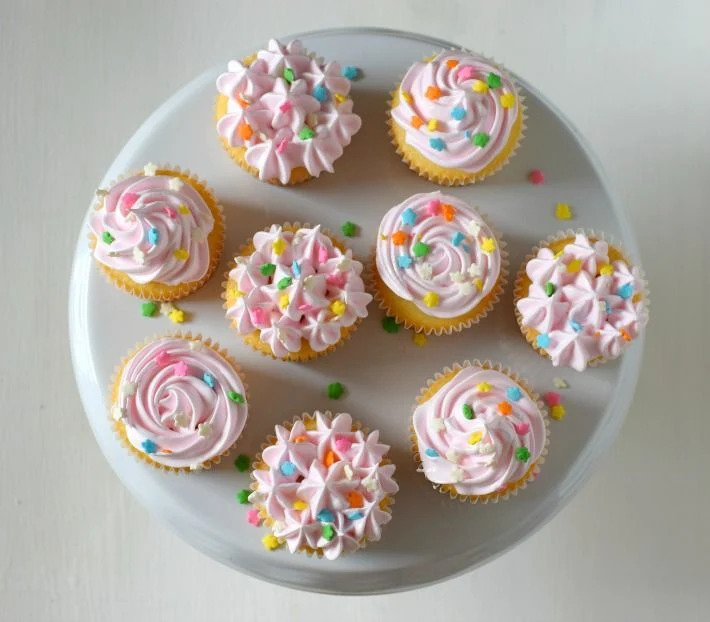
1 1 707 620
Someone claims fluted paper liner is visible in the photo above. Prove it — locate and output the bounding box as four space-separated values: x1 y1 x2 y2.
89 165 226 301
222 222 369 362
387 49 527 186
249 411 397 558
410 359 550 504
366 212 509 336
108 332 250 473
512 229 651 369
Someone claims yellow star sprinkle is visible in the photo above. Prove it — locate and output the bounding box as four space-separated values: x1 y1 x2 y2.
178 204 190 215
599 264 614 276
476 382 492 393
423 291 440 308
173 248 189 261
401 90 412 103
413 332 428 347
279 294 289 310
551 404 566 421
292 500 308 511
272 238 286 256
380 234 388 241
334 93 347 104
262 534 281 551
330 300 346 316
472 80 489 93
500 93 515 108
468 431 483 445
168 308 185 324
473 278 483 291
481 237 497 253
567 259 582 273
555 203 573 220
427 118 438 131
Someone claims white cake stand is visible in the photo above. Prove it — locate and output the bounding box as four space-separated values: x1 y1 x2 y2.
69 28 644 595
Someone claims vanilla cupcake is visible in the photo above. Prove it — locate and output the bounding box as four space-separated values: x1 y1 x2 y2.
215 39 362 185
223 223 372 361
89 164 225 301
389 49 524 185
370 191 507 335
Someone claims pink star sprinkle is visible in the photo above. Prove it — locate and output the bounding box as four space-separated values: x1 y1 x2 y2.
528 169 545 185
174 361 189 377
543 391 562 407
276 137 289 154
164 207 177 219
154 350 170 366
514 422 530 436
426 199 440 217
246 509 261 526
317 245 329 264
457 66 476 81
120 192 139 215
335 437 352 453
279 101 293 113
251 308 267 325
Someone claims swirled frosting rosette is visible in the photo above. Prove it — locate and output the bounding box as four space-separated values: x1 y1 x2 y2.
389 49 524 185
249 411 398 559
514 231 650 372
412 361 548 502
215 39 362 185
223 223 372 361
88 164 225 301
371 191 507 335
110 334 248 471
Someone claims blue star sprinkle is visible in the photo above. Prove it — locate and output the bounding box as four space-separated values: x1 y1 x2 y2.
316 508 335 523
141 439 158 454
312 84 329 102
506 386 522 402
292 260 301 277
424 448 439 458
347 511 364 520
397 254 413 269
429 137 446 151
401 207 417 226
148 227 159 245
280 461 297 477
202 372 215 388
341 66 360 80
569 320 583 333
617 283 634 300
451 106 466 120
536 333 551 349
452 232 465 247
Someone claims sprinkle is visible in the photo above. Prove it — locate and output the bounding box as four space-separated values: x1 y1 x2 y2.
472 79 489 93
262 534 280 550
167 177 183 191
446 59 459 69
430 418 445 432
473 278 483 291
141 301 157 317
553 377 569 389
238 122 253 140
599 264 614 276
283 67 295 83
457 65 476 81
101 231 115 245
528 169 545 184
202 372 215 388
441 203 456 221
122 381 137 396
316 508 335 523
462 404 475 420
417 262 433 280
486 72 502 88
551 405 566 421
335 437 351 452
333 93 347 104
397 254 413 269
260 263 276 277
276 276 292 290
234 454 250 472
451 106 466 121
422 291 439 308
536 333 551 348
412 241 430 257
293 435 307 444
228 391 245 404
449 271 465 283
298 127 315 140
401 90 412 103
342 65 360 80
197 422 211 438
498 401 513 415
111 405 126 422
164 206 177 219
544 391 562 407
468 431 483 445
617 283 634 300
337 257 352 271
451 466 465 483
178 204 190 215
476 382 492 393
272 238 286 256
500 92 516 108
429 137 446 151
425 448 439 457
143 163 157 176
515 447 531 462
468 263 482 279
324 450 337 467
514 422 530 436
555 203 573 220
452 232 465 247
411 115 424 129
292 500 308 511
567 259 582 273
427 118 438 132
280 461 297 476
173 248 189 261
330 300 346 316
507 386 523 402
133 247 145 265
459 282 475 295
425 85 442 100
327 382 345 399
154 350 170 366
382 316 400 333
481 237 497 253
473 132 490 148
544 282 556 297
426 199 440 216
341 221 357 237
569 320 583 332
392 230 408 246
413 332 427 347
347 491 364 508
246 509 261 526
173 412 188 427
401 208 417 226
445 449 460 463
348 511 364 520
620 328 633 342
164 306 184 324
321 524 335 542
279 100 293 114
174 361 189 377
343 465 354 479
141 439 158 454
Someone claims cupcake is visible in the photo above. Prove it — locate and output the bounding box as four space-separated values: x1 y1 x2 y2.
370 191 507 335
412 360 548 503
109 334 248 472
223 223 372 361
388 49 524 185
514 231 649 371
215 38 362 185
89 164 225 301
249 411 399 559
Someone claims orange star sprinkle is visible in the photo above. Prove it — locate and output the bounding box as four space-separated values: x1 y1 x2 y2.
411 115 424 129
238 122 253 140
347 491 364 508
620 328 632 342
324 450 337 467
446 59 459 69
293 435 307 443
498 401 513 415
441 203 456 221
425 85 442 100
391 230 408 245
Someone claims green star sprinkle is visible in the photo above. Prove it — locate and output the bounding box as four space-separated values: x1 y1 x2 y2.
283 67 295 83
473 132 490 148
277 276 293 290
486 72 502 89
544 282 556 297
298 127 315 140
141 301 157 317
341 221 358 237
234 454 251 472
412 241 430 258
102 231 115 244
236 489 251 504
260 263 276 277
327 382 345 400
228 391 245 404
462 404 475 420
515 447 531 462
382 316 400 333
321 524 335 541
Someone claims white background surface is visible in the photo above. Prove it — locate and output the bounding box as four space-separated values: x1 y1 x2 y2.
1 1 708 620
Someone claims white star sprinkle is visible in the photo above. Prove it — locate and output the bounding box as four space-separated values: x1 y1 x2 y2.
363 477 380 492
167 177 184 191
553 377 569 389
449 271 465 283
198 422 211 437
133 247 145 265
429 418 445 432
173 412 189 428
111 405 126 421
343 464 354 480
451 466 464 483
417 262 433 280
478 442 495 455
458 282 474 295
445 449 460 464
95 188 107 199
160 302 176 316
466 220 481 236
337 257 352 271
122 382 137 396
467 263 481 279
143 162 158 176
188 340 203 351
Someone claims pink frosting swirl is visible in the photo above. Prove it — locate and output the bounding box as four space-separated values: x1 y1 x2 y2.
114 337 248 469
413 365 546 496
391 50 520 172
89 173 214 285
376 191 502 318
249 412 398 560
225 225 372 357
216 39 361 184
516 233 649 371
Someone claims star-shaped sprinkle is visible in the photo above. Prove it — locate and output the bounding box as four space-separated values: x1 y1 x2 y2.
167 177 184 191
487 72 502 88
498 401 513 415
514 422 530 436
141 439 157 454
413 332 427 347
500 92 516 108
425 85 442 100
327 382 345 399
173 248 189 261
397 254 413 269
506 386 523 401
174 360 189 376
463 404 475 420
202 372 215 388
277 276 293 290
445 449 459 463
279 294 289 310
177 204 190 215
429 137 446 151
452 232 465 247
173 412 189 428
341 221 358 237
422 291 439 307
551 405 566 420
515 447 531 462
141 301 157 317
473 132 490 147
544 391 562 407
466 219 481 236
382 316 400 333
441 203 456 221
429 417 445 432
569 320 583 332
555 203 573 220
528 168 544 184
272 238 286 256
363 476 379 492
617 283 634 300
481 238 497 253
451 106 466 120
476 382 492 393
133 247 145 265
451 466 465 482
236 489 251 505
228 391 245 404
280 461 297 476
122 381 137 396
341 65 360 80
111 405 126 421
159 302 175 316
471 80 489 93
459 282 474 295
412 241 430 258
478 442 495 455
426 199 440 217
536 333 551 348
262 534 280 551
102 231 114 245
417 262 433 280
425 448 439 459
234 454 250 472
553 377 569 389
427 118 438 132
401 207 417 226
312 84 329 102
468 431 483 445
168 308 185 324
143 163 157 176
